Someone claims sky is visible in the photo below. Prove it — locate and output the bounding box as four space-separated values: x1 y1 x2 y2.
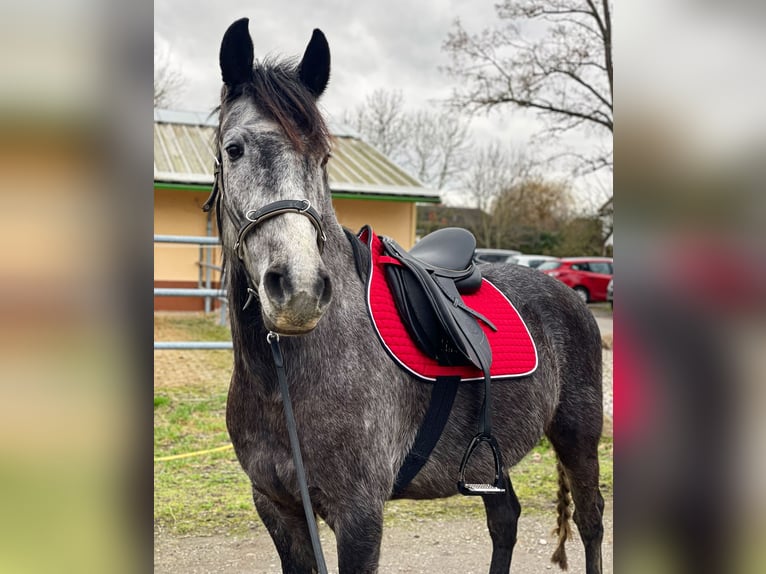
156 2 494 113
154 0 611 206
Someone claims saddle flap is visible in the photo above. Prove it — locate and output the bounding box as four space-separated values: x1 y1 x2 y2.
384 263 442 361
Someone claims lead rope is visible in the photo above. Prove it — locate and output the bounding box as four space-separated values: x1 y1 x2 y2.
267 332 328 574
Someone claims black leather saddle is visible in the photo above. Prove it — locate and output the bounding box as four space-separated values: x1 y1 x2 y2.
381 228 494 368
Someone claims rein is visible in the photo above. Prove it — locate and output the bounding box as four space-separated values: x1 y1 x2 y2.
204 153 330 573
268 332 329 574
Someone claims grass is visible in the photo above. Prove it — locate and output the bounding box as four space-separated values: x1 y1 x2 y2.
154 313 613 536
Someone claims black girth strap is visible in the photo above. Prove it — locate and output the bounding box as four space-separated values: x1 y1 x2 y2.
393 376 460 496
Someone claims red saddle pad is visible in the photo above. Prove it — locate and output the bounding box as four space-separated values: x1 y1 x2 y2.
361 228 538 382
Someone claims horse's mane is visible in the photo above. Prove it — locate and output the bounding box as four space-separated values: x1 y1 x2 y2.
217 57 331 155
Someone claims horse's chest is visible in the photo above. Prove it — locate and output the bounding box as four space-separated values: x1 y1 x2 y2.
227 391 301 500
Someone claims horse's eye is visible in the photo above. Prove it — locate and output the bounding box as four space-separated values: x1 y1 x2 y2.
226 143 243 160
321 153 332 168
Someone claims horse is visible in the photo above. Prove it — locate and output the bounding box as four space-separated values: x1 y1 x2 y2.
209 17 604 574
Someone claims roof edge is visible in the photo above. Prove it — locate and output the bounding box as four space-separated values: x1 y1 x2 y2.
153 174 442 202
329 182 440 200
154 171 213 186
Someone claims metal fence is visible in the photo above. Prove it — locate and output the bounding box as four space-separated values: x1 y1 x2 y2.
154 234 233 350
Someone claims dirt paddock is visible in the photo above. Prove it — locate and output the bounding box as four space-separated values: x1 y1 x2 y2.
155 505 613 573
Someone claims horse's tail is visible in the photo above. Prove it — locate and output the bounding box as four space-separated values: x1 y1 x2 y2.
551 458 573 570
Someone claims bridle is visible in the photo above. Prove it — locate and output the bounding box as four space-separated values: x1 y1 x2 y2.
203 151 328 310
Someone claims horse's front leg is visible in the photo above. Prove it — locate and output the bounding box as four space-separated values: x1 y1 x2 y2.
252 489 317 574
333 501 385 574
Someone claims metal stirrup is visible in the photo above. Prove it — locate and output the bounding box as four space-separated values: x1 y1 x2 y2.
457 433 506 495
457 369 506 496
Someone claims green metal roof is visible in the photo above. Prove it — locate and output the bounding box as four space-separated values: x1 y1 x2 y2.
154 109 440 202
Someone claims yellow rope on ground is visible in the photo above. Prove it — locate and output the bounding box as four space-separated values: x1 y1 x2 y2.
154 444 233 462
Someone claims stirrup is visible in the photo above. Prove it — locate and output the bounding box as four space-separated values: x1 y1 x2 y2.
457 433 506 495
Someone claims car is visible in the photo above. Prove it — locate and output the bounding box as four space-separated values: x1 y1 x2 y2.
606 278 613 308
538 257 614 303
473 248 522 264
509 254 559 269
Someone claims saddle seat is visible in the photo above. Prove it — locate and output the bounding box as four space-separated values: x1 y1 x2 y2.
406 228 482 293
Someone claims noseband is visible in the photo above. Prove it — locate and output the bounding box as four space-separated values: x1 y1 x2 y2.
235 199 326 259
203 154 327 310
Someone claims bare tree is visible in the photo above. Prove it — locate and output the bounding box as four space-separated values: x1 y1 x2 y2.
493 178 575 253
344 89 471 189
459 141 535 247
343 89 408 158
154 43 185 109
444 0 613 176
400 109 470 189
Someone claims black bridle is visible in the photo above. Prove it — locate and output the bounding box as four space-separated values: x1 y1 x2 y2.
203 153 327 310
202 150 330 574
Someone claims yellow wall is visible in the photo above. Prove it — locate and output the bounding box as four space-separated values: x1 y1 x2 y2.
333 198 416 249
154 188 222 283
154 188 417 282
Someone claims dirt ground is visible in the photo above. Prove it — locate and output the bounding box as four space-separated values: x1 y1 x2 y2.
154 505 613 573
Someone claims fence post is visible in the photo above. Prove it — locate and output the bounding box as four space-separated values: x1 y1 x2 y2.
204 214 213 313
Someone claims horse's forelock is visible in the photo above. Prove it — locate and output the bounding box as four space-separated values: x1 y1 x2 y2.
218 58 330 155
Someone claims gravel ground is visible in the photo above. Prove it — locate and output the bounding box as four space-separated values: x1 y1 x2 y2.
155 505 613 573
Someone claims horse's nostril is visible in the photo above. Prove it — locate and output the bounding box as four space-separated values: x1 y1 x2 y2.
316 269 332 306
263 265 291 305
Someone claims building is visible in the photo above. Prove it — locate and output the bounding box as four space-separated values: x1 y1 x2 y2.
154 109 439 310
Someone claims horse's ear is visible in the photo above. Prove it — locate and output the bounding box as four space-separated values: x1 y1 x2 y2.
220 18 254 87
298 29 330 98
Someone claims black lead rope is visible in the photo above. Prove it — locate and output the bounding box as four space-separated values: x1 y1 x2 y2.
267 332 328 574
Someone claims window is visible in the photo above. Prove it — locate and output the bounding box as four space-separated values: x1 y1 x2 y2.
537 261 561 271
588 262 612 274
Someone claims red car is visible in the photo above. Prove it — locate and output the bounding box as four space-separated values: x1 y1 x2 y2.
538 257 614 303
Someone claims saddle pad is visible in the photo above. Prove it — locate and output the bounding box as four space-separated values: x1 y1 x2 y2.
361 228 538 382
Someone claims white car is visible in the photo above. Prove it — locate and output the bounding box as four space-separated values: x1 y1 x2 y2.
509 254 559 268
473 248 522 264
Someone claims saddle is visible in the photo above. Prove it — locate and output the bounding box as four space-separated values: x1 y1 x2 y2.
381 229 493 372
349 226 538 497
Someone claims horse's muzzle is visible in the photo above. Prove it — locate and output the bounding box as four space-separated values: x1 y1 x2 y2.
261 264 332 334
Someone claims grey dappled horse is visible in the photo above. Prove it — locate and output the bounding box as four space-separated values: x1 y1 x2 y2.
212 18 604 574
